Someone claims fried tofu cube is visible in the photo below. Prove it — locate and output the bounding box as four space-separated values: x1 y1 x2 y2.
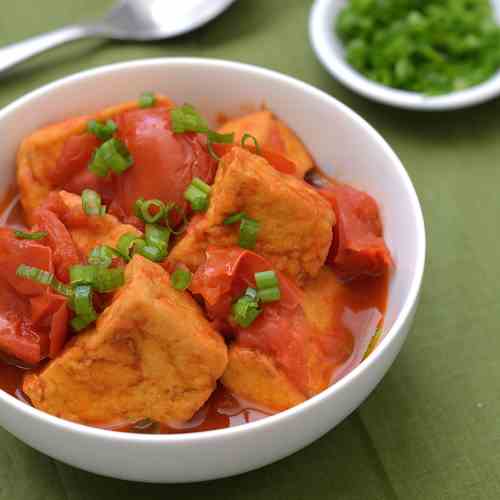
17 97 174 224
168 147 334 282
218 110 314 178
23 255 228 426
52 191 141 257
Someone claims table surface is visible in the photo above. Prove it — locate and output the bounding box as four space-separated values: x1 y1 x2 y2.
1 1 499 499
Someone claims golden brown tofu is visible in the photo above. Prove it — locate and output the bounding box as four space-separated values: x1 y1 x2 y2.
17 96 174 224
168 147 334 282
23 255 228 426
218 110 314 178
55 191 141 257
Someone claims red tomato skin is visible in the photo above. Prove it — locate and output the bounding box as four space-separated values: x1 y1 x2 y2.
114 108 217 216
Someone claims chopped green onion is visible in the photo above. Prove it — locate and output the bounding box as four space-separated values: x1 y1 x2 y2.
206 141 220 161
16 264 53 285
145 223 170 249
133 197 145 218
71 314 96 332
87 119 117 141
93 267 124 293
184 184 209 212
223 212 246 225
14 230 47 240
170 104 209 134
51 280 73 298
244 287 258 300
140 199 165 224
164 202 188 235
89 138 133 177
138 91 156 108
256 286 281 303
191 177 212 195
69 265 97 286
134 242 166 262
232 295 262 328
238 217 260 249
72 285 95 317
117 232 142 261
241 133 260 154
171 268 192 290
207 131 234 144
255 270 279 290
88 245 117 268
81 189 103 216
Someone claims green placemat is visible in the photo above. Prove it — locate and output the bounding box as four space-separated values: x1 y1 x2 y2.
1 1 499 499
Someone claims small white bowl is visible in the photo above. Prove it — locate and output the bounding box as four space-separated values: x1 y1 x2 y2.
310 0 500 111
0 58 425 482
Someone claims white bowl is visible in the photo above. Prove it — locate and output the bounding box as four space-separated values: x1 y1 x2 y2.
310 0 500 111
0 58 425 482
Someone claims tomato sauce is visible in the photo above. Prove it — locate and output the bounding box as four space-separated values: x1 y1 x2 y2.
0 180 389 434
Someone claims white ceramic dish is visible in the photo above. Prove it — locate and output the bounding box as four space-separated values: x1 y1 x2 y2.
310 0 500 111
0 58 425 483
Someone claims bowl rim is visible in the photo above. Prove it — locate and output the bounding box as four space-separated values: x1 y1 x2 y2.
309 0 500 111
0 57 426 444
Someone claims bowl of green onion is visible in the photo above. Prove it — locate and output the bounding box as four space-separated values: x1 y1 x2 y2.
310 0 500 110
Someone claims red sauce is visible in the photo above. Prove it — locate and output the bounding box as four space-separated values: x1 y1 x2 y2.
0 189 389 434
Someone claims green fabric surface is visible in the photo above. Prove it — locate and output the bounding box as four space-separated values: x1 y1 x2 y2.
1 1 500 498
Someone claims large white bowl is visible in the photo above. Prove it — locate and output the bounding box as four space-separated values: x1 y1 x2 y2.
0 58 425 483
310 0 500 110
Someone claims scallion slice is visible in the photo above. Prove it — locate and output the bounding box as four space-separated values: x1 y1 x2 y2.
16 264 53 285
164 202 188 235
255 270 279 290
238 217 260 249
134 242 166 262
145 223 170 249
117 232 142 261
171 268 192 290
184 184 209 212
87 119 117 141
223 212 246 225
89 138 133 177
232 294 262 328
93 267 124 293
138 91 156 108
140 199 165 224
71 314 96 332
82 189 103 216
241 133 260 154
256 286 281 303
71 285 97 331
170 104 209 134
88 245 117 268
69 265 97 286
133 197 145 218
14 230 47 240
244 287 258 300
191 177 211 195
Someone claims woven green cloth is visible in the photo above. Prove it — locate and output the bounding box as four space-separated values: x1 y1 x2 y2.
1 1 500 498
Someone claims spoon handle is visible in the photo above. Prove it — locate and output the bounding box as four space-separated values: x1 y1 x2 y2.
0 24 98 75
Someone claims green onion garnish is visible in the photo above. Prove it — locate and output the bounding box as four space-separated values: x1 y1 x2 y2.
171 268 192 290
88 245 117 268
245 287 258 300
71 314 96 332
82 189 105 216
256 286 281 303
170 104 210 134
232 294 262 328
69 265 97 286
255 270 279 290
223 212 246 225
145 223 170 250
133 197 145 218
16 264 72 297
89 138 133 177
14 230 47 240
241 133 260 154
164 202 188 235
71 284 97 331
139 91 156 108
139 199 165 224
134 242 166 262
238 217 260 249
117 232 142 261
184 179 210 213
93 267 124 293
87 119 117 141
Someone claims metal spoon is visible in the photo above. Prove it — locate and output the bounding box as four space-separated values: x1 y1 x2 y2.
0 0 235 75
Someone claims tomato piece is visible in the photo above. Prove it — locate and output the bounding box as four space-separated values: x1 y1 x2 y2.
33 208 81 283
114 108 217 216
212 144 296 175
318 183 393 281
0 228 53 296
48 299 69 358
50 133 100 186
